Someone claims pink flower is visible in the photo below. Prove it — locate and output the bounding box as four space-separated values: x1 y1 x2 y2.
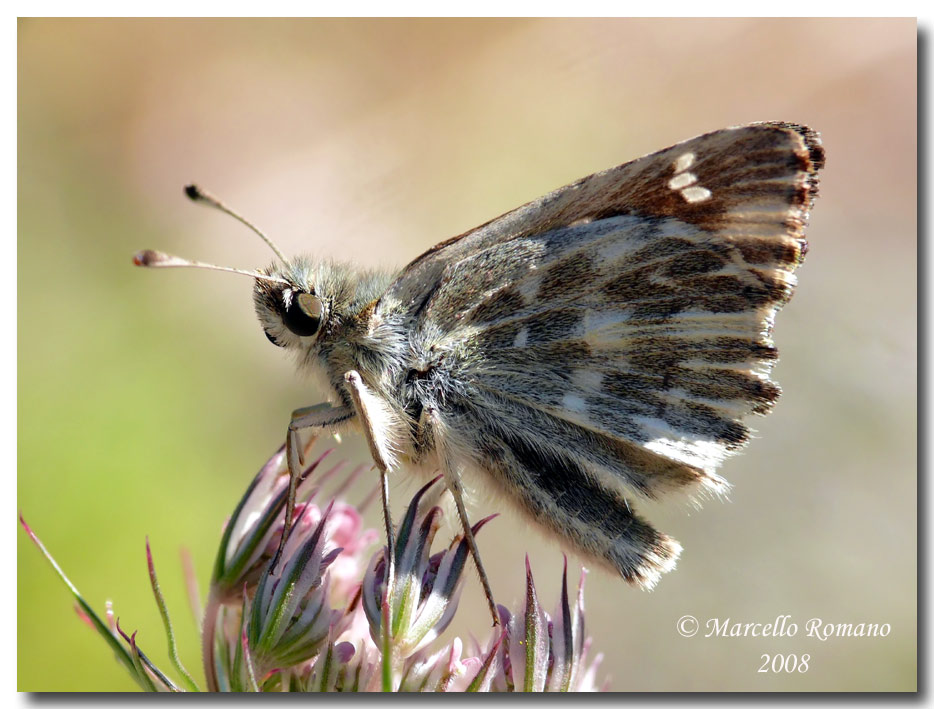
21 442 608 692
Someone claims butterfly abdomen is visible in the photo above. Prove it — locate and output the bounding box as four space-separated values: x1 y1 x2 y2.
441 397 683 588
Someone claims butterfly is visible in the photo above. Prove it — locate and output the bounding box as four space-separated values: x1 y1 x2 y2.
136 121 824 623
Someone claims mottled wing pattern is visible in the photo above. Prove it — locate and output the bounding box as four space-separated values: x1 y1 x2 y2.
381 123 824 588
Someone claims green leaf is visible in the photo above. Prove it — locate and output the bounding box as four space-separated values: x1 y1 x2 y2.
146 538 200 691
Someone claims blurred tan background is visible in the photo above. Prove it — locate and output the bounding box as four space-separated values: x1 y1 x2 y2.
18 18 916 691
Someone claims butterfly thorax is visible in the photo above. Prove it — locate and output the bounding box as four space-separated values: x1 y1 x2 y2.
253 256 454 461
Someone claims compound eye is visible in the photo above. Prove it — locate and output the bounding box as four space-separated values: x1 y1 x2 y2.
263 329 284 347
282 292 323 337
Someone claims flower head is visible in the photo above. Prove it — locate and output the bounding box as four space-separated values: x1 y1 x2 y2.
22 441 608 692
490 557 605 692
361 475 494 660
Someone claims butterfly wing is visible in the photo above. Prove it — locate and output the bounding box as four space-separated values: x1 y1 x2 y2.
378 122 824 587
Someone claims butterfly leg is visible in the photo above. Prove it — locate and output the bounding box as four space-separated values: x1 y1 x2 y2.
274 403 355 567
342 371 401 625
425 406 500 627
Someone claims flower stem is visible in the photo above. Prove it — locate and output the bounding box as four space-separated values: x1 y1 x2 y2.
201 589 223 692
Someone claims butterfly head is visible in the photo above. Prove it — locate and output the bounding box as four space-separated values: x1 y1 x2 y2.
134 184 342 353
252 259 329 350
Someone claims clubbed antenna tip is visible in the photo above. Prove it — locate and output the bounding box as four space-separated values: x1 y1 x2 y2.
133 250 172 267
131 249 289 285
179 183 289 265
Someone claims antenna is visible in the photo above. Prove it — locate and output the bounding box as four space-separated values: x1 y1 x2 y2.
184 184 290 265
132 249 289 285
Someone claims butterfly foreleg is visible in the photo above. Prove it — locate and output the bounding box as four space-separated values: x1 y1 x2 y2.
424 406 500 627
342 370 403 626
273 402 355 568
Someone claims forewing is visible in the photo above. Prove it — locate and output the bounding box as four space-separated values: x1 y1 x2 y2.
379 122 822 317
379 122 824 586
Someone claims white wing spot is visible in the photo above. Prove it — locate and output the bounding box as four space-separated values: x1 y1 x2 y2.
596 224 642 262
562 393 588 414
668 172 698 190
645 436 726 470
670 152 710 203
673 152 695 173
513 326 529 348
582 308 632 337
681 186 712 203
518 270 540 305
571 369 603 390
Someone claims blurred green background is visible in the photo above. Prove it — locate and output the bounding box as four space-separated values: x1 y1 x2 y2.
18 18 916 691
